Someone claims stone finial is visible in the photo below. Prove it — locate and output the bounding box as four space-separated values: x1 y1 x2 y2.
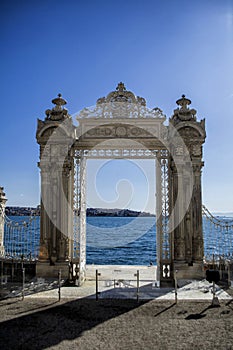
45 93 69 121
176 94 191 111
0 187 6 198
0 187 7 204
96 82 143 106
171 94 197 123
116 82 126 92
52 93 67 109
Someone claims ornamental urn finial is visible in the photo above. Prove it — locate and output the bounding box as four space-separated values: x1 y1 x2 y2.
0 187 7 204
52 94 67 108
176 94 191 111
45 93 69 121
116 82 126 92
171 94 197 123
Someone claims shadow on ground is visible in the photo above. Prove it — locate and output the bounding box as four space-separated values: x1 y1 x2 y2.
0 296 233 350
0 296 148 350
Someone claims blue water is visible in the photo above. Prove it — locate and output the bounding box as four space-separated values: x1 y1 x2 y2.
86 216 156 265
3 216 233 264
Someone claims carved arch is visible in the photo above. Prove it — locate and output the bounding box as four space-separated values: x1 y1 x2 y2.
37 121 75 141
175 122 206 139
40 126 67 138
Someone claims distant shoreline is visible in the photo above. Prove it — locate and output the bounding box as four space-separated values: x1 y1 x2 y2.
5 206 155 217
5 206 233 218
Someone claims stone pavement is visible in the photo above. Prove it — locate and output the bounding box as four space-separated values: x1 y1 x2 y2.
23 265 232 301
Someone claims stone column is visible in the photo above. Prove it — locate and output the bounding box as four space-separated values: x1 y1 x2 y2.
38 164 51 262
169 95 206 279
191 162 204 262
36 94 75 278
74 152 87 285
170 161 186 262
62 157 75 262
0 187 7 256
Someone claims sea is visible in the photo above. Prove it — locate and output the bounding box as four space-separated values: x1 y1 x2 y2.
4 216 233 265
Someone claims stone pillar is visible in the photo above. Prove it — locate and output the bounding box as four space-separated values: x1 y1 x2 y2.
190 162 204 262
74 153 87 285
36 94 75 278
0 187 7 256
169 95 206 279
170 162 186 262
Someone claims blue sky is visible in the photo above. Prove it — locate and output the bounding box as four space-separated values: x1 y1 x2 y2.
1 0 233 213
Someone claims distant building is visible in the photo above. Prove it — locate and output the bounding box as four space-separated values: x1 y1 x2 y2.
5 206 40 216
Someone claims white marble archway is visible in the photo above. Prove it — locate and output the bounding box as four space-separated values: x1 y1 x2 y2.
36 84 206 285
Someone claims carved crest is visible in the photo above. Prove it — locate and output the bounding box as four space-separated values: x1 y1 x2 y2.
78 83 165 119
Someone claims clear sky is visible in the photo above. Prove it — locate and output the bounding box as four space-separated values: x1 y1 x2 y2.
1 0 233 213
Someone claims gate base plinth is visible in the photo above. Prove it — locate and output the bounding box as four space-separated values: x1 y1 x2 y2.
160 279 175 288
174 262 204 280
36 261 70 279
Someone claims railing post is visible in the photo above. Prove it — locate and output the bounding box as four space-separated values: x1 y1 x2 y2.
11 259 14 282
211 281 220 307
96 269 101 301
58 269 61 301
134 270 139 302
174 269 178 304
228 262 231 287
22 267 25 300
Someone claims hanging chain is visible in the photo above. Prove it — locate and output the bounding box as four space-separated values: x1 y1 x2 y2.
202 204 233 261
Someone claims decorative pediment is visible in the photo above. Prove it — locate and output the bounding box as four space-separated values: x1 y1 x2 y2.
97 82 139 105
77 83 166 119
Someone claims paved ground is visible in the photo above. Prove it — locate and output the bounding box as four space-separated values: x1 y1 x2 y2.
25 278 232 301
1 265 233 349
1 265 231 301
0 297 233 350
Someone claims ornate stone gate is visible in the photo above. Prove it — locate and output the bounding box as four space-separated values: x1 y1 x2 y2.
36 83 206 285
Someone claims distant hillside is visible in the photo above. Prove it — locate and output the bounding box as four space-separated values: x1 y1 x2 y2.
5 206 155 217
86 208 155 217
6 206 232 218
5 206 40 216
